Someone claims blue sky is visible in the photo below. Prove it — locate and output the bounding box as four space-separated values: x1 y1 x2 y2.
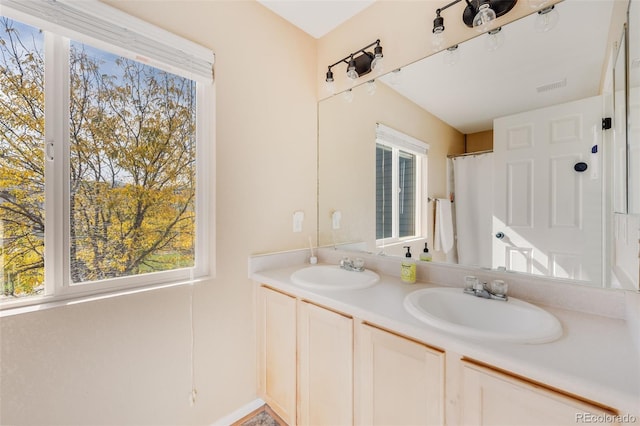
2 17 43 55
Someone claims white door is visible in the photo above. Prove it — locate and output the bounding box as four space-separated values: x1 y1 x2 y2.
493 96 603 284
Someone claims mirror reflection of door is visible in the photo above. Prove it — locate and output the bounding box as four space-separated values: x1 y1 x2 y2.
492 96 603 284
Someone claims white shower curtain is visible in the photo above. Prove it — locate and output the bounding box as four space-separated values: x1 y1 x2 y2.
452 153 494 268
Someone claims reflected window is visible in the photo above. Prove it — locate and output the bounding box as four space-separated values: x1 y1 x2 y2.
375 124 428 246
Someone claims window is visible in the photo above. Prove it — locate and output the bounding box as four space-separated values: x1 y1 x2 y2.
1 2 214 310
375 124 428 245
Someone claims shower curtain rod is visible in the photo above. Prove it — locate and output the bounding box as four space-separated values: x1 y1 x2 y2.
447 149 493 158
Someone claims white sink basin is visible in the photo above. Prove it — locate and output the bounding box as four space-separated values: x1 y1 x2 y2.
290 265 380 290
404 287 562 344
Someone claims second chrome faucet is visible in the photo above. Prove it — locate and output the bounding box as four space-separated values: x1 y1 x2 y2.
463 276 508 301
340 257 365 272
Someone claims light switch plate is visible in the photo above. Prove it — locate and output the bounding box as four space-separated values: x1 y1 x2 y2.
293 211 304 232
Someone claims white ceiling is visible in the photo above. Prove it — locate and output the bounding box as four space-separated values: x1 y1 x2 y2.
258 0 614 134
257 0 374 39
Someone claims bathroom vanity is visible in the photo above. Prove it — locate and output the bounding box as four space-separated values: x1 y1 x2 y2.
250 249 639 426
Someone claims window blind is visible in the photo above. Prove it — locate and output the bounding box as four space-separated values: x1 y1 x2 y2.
0 0 215 82
376 123 429 155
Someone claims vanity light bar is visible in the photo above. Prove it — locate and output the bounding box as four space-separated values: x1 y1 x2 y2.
325 39 383 84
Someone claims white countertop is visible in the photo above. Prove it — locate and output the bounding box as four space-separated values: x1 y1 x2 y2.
251 261 640 416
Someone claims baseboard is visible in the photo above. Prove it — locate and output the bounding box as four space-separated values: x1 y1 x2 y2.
211 398 266 426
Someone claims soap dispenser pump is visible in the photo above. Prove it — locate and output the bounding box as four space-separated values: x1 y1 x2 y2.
401 246 416 284
420 242 432 262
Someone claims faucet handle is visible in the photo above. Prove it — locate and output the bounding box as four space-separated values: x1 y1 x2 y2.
490 280 508 296
473 281 485 291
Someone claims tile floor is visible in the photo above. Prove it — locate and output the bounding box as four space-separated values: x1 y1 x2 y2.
234 405 285 426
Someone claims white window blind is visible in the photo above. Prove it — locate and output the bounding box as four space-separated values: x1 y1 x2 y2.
376 123 429 154
0 0 214 82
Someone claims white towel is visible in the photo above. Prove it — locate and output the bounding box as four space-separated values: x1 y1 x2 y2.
434 198 454 254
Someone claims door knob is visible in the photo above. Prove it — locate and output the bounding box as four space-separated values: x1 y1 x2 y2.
574 162 588 172
495 232 505 240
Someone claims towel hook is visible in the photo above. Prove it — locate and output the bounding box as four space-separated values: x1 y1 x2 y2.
427 196 453 203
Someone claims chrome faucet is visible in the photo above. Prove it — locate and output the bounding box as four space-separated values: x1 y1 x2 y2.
463 281 508 301
340 257 365 272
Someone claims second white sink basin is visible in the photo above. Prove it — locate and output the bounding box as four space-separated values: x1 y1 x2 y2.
404 287 562 344
290 265 380 291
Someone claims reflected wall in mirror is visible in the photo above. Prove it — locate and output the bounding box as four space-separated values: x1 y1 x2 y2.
318 0 639 290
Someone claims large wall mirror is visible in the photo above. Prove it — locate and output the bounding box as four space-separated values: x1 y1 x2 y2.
318 0 639 290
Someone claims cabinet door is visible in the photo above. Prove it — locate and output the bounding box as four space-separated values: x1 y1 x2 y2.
461 361 620 426
257 286 297 425
355 323 445 426
298 301 353 426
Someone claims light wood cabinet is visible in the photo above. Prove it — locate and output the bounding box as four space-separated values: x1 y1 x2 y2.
355 323 445 426
257 286 297 425
461 360 620 426
257 284 621 426
298 300 353 426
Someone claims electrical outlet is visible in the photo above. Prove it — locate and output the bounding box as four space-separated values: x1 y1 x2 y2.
332 210 342 230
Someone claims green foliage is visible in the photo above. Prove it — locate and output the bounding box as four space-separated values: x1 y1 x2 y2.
1 17 196 297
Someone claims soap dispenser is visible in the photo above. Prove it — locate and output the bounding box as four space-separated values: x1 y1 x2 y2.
420 242 432 262
401 246 416 284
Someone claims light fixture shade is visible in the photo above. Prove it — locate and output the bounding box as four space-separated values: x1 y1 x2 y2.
366 80 377 96
433 13 444 33
444 45 460 66
528 0 549 9
325 68 334 82
371 45 384 73
324 69 335 93
371 56 384 74
342 89 354 103
432 11 445 51
432 30 445 51
389 68 402 85
473 2 496 32
535 5 559 32
485 27 504 51
346 57 359 80
324 80 335 94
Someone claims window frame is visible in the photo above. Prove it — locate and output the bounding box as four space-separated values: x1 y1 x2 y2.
1 2 215 314
375 124 429 247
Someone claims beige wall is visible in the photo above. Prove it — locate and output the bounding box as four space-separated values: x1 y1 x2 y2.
318 82 464 261
0 1 317 424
